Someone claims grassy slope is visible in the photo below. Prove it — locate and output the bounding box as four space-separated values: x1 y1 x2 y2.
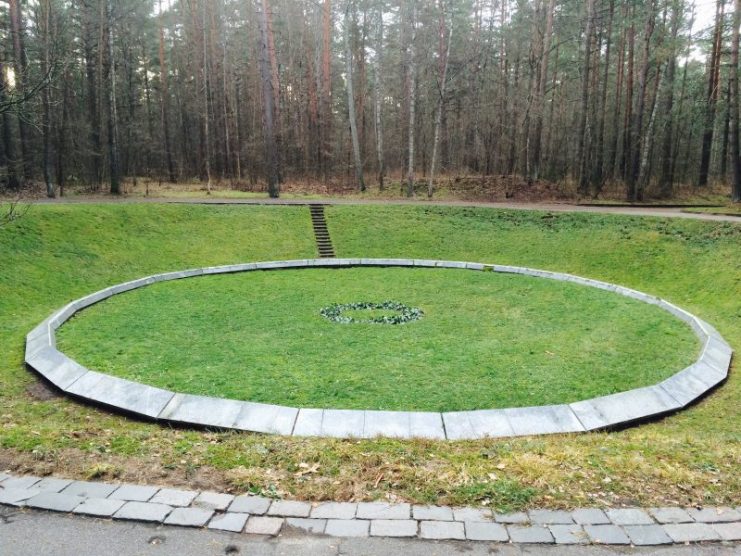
57 267 696 411
0 202 738 511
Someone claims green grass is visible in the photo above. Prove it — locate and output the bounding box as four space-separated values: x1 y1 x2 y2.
57 267 697 411
0 202 739 510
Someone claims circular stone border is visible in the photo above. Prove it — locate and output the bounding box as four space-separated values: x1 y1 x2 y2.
320 301 423 324
24 258 733 440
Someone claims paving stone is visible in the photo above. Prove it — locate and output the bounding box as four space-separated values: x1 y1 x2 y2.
193 491 234 511
0 472 9 482
710 522 741 541
207 512 249 533
659 363 723 407
149 488 197 507
268 500 312 517
285 518 327 534
465 521 508 541
325 519 370 538
2 476 41 490
687 507 741 523
164 507 214 527
419 520 466 540
310 502 357 519
409 412 446 440
60 480 118 499
466 409 515 438
370 519 418 538
356 502 410 520
25 492 82 512
453 507 492 522
72 498 125 517
506 525 554 543
441 412 476 440
413 505 454 521
245 516 284 536
529 509 574 524
25 492 81 512
583 525 631 545
114 501 173 523
0 487 41 506
663 523 722 542
623 525 673 545
108 484 159 502
65 371 175 419
228 495 271 515
26 348 86 390
648 507 694 524
495 511 529 524
571 508 610 525
504 405 584 436
606 508 654 525
34 478 73 493
548 524 588 544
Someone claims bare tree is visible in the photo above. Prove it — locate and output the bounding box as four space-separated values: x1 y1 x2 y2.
258 0 280 197
405 0 417 198
731 0 741 202
344 2 365 191
428 1 452 199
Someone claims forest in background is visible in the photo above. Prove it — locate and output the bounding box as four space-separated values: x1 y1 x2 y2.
0 0 740 202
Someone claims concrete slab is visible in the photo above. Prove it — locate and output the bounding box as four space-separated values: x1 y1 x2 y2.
507 525 554 543
409 412 446 440
164 507 214 527
687 507 741 523
292 408 323 437
61 481 118 499
208 512 248 532
583 524 631 544
108 484 159 502
228 495 271 515
193 491 234 511
268 500 312 518
419 520 465 540
310 502 357 520
0 487 41 506
441 412 475 440
25 492 82 512
233 401 298 435
548 524 588 544
114 501 172 523
72 498 125 517
158 394 243 429
570 385 682 430
412 505 454 521
370 519 418 538
648 507 694 524
606 508 654 525
465 521 509 541
2 476 41 490
529 509 574 524
324 519 370 538
623 525 673 545
363 410 409 438
285 518 327 534
65 371 175 419
244 516 284 536
149 488 197 507
26 348 87 391
505 405 585 436
659 363 725 407
663 523 721 542
356 503 410 520
571 508 610 525
466 409 515 438
321 409 364 438
34 478 73 493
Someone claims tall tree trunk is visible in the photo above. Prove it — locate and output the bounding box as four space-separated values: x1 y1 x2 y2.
731 0 741 202
658 1 681 198
428 4 452 199
576 0 595 195
106 0 121 194
530 0 555 184
158 0 176 182
405 1 417 198
0 57 20 190
344 3 364 191
321 0 332 181
373 3 385 190
698 0 724 187
8 0 30 181
83 1 102 189
592 0 614 194
627 1 656 201
201 0 212 193
258 0 280 197
40 0 54 197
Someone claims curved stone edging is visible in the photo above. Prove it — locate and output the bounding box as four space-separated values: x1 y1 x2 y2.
2 472 740 544
24 259 734 440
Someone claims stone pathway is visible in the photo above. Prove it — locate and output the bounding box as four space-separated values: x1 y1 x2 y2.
308 204 335 258
1 473 739 546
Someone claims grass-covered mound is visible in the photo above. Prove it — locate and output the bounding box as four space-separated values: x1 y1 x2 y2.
58 267 697 411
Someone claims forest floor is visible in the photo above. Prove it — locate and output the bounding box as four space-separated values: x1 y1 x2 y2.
1 203 739 512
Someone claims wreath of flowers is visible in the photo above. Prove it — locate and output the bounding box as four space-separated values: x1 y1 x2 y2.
320 301 423 325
